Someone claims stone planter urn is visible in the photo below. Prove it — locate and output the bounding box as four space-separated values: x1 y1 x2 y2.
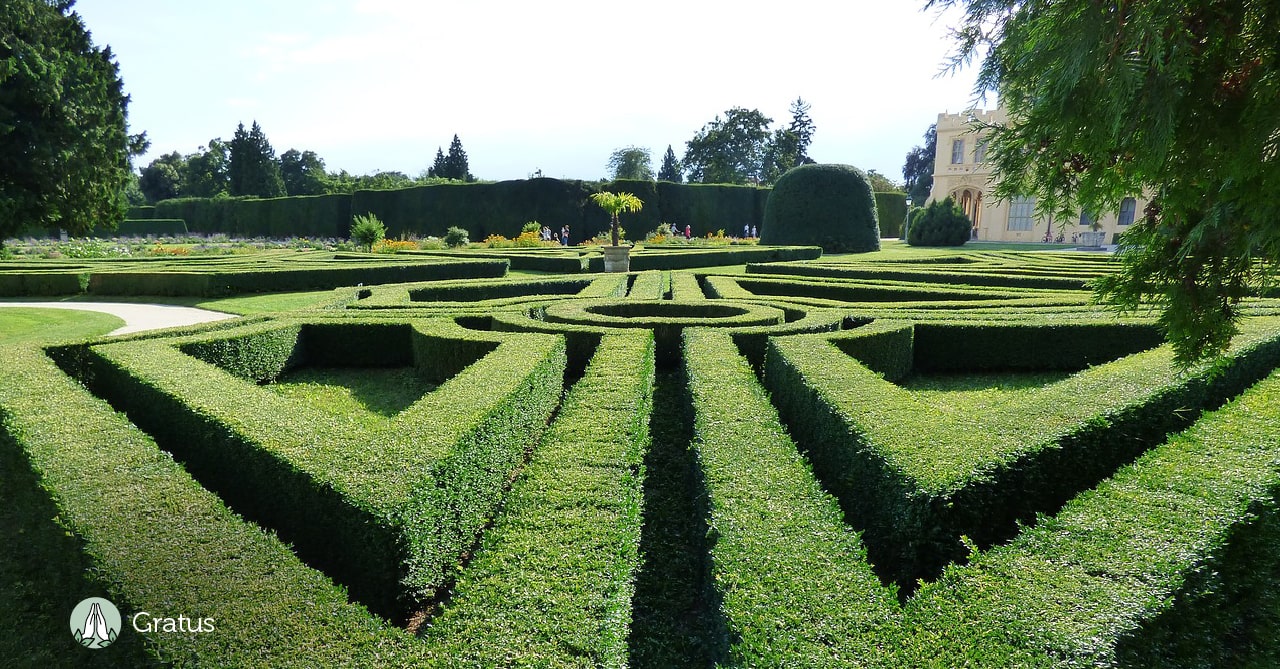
602 245 632 273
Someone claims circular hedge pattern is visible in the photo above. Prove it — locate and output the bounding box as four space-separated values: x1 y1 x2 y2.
761 163 880 253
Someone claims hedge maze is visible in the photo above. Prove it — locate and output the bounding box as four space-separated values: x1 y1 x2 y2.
5 249 1280 666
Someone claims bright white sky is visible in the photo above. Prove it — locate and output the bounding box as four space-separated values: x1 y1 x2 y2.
74 0 991 184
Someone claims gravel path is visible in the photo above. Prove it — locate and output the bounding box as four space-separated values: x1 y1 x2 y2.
0 301 238 335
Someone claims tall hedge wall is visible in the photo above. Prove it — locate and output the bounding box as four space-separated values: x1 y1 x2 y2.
138 179 773 242
153 194 350 239
656 181 765 237
874 192 908 238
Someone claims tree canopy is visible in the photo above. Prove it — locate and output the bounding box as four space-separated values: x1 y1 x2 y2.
607 146 653 181
428 134 473 181
685 100 817 185
280 149 328 196
929 0 1280 365
658 145 682 183
683 107 774 185
228 121 285 198
0 0 142 242
902 123 936 204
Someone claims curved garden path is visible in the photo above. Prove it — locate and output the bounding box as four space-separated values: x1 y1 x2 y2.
0 301 238 335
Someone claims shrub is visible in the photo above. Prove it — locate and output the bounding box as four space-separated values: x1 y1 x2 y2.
444 226 470 248
761 163 880 253
906 197 971 246
521 221 541 235
349 213 386 251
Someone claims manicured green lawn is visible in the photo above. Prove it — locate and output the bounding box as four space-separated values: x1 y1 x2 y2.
898 370 1074 412
0 307 124 345
265 367 438 421
41 290 339 316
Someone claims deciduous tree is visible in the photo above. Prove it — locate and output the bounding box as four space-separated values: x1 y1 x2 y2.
607 146 653 181
184 139 230 197
279 149 328 196
927 0 1280 364
902 123 936 204
683 107 774 184
138 152 186 203
0 0 143 242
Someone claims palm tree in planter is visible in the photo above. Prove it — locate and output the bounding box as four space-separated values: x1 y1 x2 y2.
590 191 643 272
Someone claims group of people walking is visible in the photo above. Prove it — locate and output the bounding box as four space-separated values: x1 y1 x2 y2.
540 224 571 246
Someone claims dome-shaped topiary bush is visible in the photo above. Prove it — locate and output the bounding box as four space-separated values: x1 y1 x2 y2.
760 163 879 253
906 197 971 247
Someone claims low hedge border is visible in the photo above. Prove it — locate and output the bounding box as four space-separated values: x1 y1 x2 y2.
542 298 786 366
683 328 899 664
701 275 1085 311
764 318 1280 590
670 271 705 300
823 319 916 383
76 319 566 618
746 262 1097 290
625 245 822 271
912 321 1165 371
625 270 666 300
901 369 1280 666
0 345 430 665
422 331 656 667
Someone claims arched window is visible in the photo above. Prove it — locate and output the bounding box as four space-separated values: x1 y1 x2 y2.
1118 197 1137 225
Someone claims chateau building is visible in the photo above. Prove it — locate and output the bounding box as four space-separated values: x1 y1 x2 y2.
928 107 1147 244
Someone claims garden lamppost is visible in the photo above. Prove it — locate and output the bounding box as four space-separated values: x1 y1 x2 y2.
903 197 913 240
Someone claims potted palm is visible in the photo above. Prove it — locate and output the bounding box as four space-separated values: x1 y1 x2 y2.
589 191 643 272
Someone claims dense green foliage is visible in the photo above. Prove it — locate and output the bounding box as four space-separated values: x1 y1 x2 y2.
901 123 936 205
349 212 386 251
425 134 473 182
607 146 653 181
764 319 1280 590
5 245 1280 665
279 149 328 196
422 332 655 667
228 121 285 198
657 145 682 182
0 0 138 242
75 320 564 617
906 196 971 247
929 0 1280 365
875 192 909 238
760 164 880 253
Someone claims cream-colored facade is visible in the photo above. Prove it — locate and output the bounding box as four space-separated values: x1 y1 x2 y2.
928 107 1146 244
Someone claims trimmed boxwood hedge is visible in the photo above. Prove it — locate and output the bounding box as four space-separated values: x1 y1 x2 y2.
683 328 898 663
75 319 566 618
421 331 655 667
745 262 1097 290
0 345 431 666
898 369 1280 666
764 318 1280 591
82 258 508 297
9 335 1280 666
761 164 880 253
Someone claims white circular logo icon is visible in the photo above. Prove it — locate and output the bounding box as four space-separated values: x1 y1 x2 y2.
70 597 121 649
